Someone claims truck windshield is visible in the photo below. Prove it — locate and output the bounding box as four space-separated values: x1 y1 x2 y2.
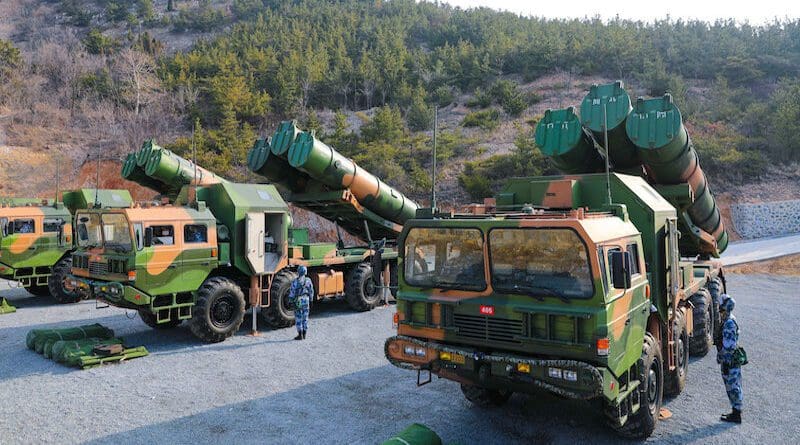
404 227 486 291
76 213 132 251
489 228 594 299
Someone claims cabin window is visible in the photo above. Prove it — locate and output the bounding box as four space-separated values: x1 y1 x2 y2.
184 224 208 243
489 228 594 299
626 243 641 276
11 219 35 234
43 218 65 233
404 227 486 291
150 225 175 246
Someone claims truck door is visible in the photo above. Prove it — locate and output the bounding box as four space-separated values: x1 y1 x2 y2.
142 224 182 295
2 216 40 268
180 222 217 291
246 212 287 275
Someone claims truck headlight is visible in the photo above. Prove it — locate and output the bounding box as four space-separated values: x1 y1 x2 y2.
403 345 415 356
548 367 562 379
563 370 578 382
415 347 426 357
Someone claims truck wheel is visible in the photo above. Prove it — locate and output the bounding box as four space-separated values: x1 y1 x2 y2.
688 289 712 356
48 257 80 304
189 276 245 343
139 309 182 329
460 384 512 407
707 277 723 348
665 308 688 396
26 284 51 297
345 263 381 311
612 332 662 439
261 270 297 328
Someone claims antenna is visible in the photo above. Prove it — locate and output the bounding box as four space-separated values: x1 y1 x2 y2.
431 105 438 211
94 145 101 208
55 158 60 206
192 121 198 205
602 103 612 205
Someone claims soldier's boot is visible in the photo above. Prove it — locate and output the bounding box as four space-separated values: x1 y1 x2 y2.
294 331 303 340
720 409 741 424
302 329 307 339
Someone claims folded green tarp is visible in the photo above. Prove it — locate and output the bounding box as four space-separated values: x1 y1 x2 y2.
78 346 149 369
27 324 115 352
382 424 443 445
51 338 124 366
0 298 16 314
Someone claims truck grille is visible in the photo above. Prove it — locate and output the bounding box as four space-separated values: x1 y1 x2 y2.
72 254 89 270
89 261 108 275
453 314 523 343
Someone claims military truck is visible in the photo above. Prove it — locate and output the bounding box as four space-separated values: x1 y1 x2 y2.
0 189 133 303
385 82 726 438
69 131 418 342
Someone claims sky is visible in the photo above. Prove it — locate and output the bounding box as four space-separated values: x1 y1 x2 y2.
438 0 799 24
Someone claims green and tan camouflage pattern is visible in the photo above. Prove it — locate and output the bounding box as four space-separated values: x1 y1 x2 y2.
386 173 720 407
0 190 132 288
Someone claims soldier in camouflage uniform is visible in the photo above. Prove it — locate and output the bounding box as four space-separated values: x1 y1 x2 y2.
288 265 313 340
716 294 743 423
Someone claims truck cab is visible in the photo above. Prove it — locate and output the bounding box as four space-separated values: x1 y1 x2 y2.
0 202 72 297
387 174 722 439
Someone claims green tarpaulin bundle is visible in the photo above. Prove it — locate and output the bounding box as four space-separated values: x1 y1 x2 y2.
51 337 124 366
382 424 443 445
1 298 16 314
26 324 115 352
78 346 149 369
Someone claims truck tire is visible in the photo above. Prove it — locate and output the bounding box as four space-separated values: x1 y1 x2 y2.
707 277 723 349
261 270 297 328
688 289 712 356
389 261 398 298
189 276 246 343
26 284 51 297
460 384 512 407
611 332 662 439
139 309 182 329
345 263 381 311
665 308 688 396
48 257 81 304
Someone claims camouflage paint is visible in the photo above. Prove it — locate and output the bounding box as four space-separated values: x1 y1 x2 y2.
386 173 721 412
534 107 605 174
580 81 640 168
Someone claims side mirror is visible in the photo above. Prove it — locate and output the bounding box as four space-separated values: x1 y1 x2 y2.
0 218 7 237
77 224 89 242
611 251 632 290
144 227 153 247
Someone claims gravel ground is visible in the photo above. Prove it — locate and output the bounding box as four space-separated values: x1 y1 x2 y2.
0 274 798 444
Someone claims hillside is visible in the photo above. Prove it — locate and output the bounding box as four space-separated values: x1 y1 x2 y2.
1 0 799 212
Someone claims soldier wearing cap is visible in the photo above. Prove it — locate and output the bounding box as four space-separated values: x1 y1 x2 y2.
716 294 743 423
288 265 313 340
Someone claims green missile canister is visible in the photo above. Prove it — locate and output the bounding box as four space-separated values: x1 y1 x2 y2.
145 147 227 191
580 81 640 168
136 139 159 167
247 138 321 194
270 120 304 157
121 153 163 192
287 131 419 224
626 94 727 254
534 107 605 174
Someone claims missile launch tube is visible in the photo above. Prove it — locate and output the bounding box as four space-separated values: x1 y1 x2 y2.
144 148 228 191
121 153 165 192
580 81 640 169
287 131 419 224
626 94 728 253
534 107 605 174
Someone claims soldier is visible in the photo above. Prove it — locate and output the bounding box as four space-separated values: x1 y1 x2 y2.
18 220 33 233
716 294 743 423
288 265 313 340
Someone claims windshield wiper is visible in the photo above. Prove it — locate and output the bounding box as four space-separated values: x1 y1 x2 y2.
511 284 570 304
105 243 130 253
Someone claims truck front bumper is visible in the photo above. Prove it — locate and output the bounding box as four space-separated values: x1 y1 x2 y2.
385 335 617 401
67 275 151 308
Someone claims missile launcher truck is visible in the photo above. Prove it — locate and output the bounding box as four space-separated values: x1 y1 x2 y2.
69 132 418 342
385 82 727 438
0 189 133 303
